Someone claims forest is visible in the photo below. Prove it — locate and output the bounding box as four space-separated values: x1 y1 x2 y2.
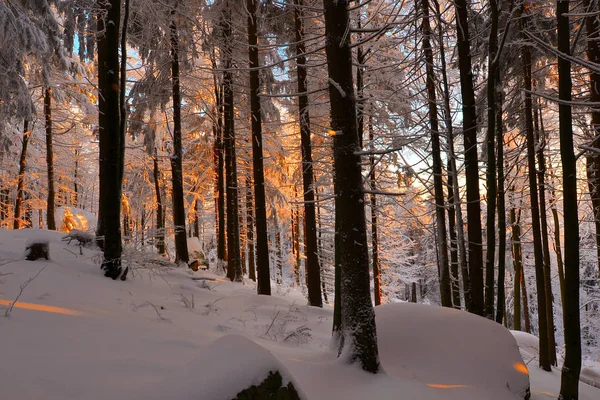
1 1 600 399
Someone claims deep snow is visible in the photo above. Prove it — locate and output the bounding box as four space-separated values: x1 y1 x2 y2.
0 228 598 399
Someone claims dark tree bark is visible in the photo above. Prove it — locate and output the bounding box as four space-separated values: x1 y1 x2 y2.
213 78 227 264
14 120 31 229
294 0 322 306
153 154 165 255
521 10 551 370
557 1 582 397
511 207 522 331
246 176 256 281
421 0 451 308
222 6 242 282
369 116 381 306
323 0 379 373
118 0 130 188
447 158 461 308
495 88 507 324
246 0 270 292
97 0 123 278
435 0 468 308
484 0 499 319
534 99 557 365
73 148 79 207
453 0 484 316
583 0 600 277
44 88 56 231
193 198 200 238
169 8 189 264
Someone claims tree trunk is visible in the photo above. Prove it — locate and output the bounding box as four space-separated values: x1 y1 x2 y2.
14 120 31 229
534 99 557 365
324 0 379 373
246 0 270 292
73 148 79 207
447 159 461 308
213 80 227 264
97 0 123 278
521 11 551 370
453 0 484 316
557 1 582 396
484 0 499 319
369 116 381 306
222 6 242 282
421 0 451 308
583 0 600 277
44 88 56 231
511 208 522 331
169 9 189 264
435 0 468 308
118 0 129 187
294 0 322 306
495 70 507 324
521 267 532 334
246 176 256 281
153 154 165 255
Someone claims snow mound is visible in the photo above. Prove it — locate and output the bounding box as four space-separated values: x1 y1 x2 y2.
512 330 600 399
377 303 530 399
143 334 302 400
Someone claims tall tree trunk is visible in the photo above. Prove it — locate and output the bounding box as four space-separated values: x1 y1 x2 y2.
169 9 189 264
421 0 451 307
521 11 551 370
193 199 199 238
495 89 507 324
246 176 256 281
324 0 379 373
222 6 242 282
548 163 566 312
45 88 56 231
521 267 532 334
153 154 165 255
511 208 522 331
557 1 582 397
484 0 499 319
97 0 123 278
246 0 270 292
435 0 468 308
294 0 322 306
213 80 227 264
369 116 381 306
454 0 484 316
118 0 129 188
447 158 461 308
534 99 557 365
14 121 31 229
583 0 600 277
73 148 79 207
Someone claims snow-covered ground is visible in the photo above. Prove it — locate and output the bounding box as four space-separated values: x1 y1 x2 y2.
0 228 598 399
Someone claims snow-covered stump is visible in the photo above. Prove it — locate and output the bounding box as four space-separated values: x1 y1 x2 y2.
25 240 50 261
143 335 304 400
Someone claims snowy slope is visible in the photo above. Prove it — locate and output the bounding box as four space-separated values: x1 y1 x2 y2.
0 228 598 399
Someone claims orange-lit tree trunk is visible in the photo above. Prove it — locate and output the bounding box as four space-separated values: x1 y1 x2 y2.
44 88 56 231
247 0 270 292
421 0 451 307
169 8 189 264
294 0 322 306
454 0 484 316
14 121 31 229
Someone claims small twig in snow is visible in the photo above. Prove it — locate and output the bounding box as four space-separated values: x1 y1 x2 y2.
4 265 47 317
